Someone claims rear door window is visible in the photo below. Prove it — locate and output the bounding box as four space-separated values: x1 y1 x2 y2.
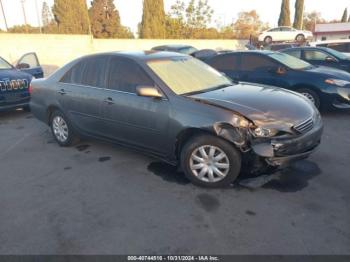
61 56 107 88
284 49 302 59
240 54 276 71
210 54 240 71
107 57 154 93
80 57 107 87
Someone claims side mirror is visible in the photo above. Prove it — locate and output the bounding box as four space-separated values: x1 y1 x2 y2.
269 66 286 75
16 63 30 69
136 86 163 99
325 56 337 63
276 66 287 75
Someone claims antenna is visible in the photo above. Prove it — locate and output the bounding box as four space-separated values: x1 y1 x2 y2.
0 0 8 31
20 0 27 25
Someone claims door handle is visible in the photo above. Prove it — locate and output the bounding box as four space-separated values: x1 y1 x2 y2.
103 97 114 105
57 89 66 95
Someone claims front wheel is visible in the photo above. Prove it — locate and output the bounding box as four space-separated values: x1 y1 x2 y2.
297 88 321 109
181 135 241 188
50 110 79 146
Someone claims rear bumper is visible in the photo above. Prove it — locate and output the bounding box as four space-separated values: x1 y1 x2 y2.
0 101 29 112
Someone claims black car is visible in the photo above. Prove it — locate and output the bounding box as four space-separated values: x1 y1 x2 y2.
206 51 350 109
151 44 198 55
281 46 350 73
265 43 300 51
30 51 322 188
0 53 43 112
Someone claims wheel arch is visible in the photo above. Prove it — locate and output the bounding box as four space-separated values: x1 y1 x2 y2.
46 104 63 124
174 124 248 161
291 84 321 95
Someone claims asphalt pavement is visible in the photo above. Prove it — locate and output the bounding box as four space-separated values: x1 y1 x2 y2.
0 109 349 255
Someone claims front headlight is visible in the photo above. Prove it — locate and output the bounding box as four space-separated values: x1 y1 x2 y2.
325 79 350 87
231 114 250 128
253 127 278 138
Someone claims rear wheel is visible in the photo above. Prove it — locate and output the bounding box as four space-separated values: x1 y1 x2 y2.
50 110 79 146
297 88 320 109
22 105 31 112
296 34 305 42
264 36 272 44
181 135 241 188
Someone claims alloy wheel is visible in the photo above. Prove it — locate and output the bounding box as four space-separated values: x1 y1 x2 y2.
52 116 69 142
301 92 316 105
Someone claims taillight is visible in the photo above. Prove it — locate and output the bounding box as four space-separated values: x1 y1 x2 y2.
29 83 33 94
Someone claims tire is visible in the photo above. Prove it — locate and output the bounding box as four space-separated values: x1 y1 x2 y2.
50 110 79 147
297 88 321 109
181 135 241 188
23 105 31 112
264 36 272 44
296 34 305 42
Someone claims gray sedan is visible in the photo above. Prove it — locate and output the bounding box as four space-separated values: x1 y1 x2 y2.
30 51 322 188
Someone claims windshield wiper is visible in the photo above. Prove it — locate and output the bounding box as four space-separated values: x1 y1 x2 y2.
182 83 232 96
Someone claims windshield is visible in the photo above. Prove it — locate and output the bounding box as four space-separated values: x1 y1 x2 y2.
147 57 232 95
179 47 198 55
269 52 311 70
324 48 349 60
0 57 13 70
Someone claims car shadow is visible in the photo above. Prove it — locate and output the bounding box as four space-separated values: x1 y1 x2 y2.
147 160 321 192
147 162 191 185
0 109 30 123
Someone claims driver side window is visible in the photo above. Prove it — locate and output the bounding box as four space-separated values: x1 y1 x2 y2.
107 58 155 94
304 50 330 61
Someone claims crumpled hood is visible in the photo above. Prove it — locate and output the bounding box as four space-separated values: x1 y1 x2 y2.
190 83 316 129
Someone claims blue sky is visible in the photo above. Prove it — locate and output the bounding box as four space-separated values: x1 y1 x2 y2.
1 0 350 33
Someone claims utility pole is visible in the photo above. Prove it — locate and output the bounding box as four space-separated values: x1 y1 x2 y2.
21 0 27 25
0 0 8 31
34 0 42 33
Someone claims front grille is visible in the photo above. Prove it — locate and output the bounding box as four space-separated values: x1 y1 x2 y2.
293 118 314 134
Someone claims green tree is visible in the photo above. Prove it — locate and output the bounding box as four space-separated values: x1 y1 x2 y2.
52 0 90 34
89 0 133 38
293 0 304 29
303 11 326 31
233 10 268 39
341 8 348 22
166 0 214 38
8 25 41 33
140 0 166 39
278 0 291 26
41 1 53 27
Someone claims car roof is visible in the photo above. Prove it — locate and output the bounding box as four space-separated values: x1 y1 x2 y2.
79 50 188 62
281 46 330 52
216 50 275 56
152 44 194 49
310 39 350 45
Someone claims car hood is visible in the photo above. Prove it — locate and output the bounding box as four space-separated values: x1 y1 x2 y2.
305 65 350 80
189 83 316 129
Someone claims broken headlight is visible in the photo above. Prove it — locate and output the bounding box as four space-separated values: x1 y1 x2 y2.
253 127 279 138
231 114 250 128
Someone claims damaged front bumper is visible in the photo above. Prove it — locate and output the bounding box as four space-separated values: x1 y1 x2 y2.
250 120 323 169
